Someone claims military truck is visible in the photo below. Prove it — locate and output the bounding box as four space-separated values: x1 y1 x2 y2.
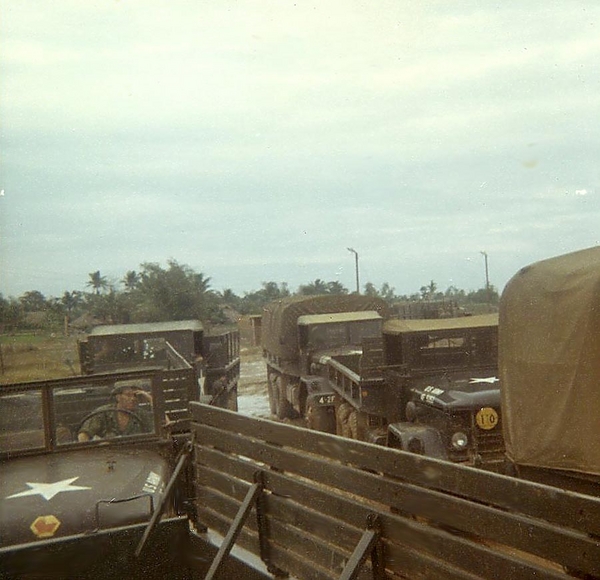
262 295 390 429
381 314 503 467
325 314 503 467
78 319 240 410
500 245 600 494
263 295 503 467
0 368 201 579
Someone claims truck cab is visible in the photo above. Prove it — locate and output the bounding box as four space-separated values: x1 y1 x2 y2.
296 311 384 432
262 295 390 425
297 311 383 372
384 314 504 468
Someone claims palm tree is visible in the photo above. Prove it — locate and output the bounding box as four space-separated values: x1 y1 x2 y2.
428 280 437 297
87 271 108 295
299 279 329 295
325 281 349 295
122 270 140 292
61 290 82 314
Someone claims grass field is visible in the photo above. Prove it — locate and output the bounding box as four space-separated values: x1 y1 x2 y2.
0 333 81 384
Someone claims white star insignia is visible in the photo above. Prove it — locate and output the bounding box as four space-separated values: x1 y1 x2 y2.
6 477 92 501
469 376 499 384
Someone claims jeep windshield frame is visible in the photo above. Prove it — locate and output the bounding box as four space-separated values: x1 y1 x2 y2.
0 369 168 460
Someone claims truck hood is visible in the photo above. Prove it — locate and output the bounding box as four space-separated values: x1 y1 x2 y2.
0 446 170 548
411 372 501 411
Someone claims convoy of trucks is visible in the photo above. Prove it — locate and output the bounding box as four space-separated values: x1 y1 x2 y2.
3 245 600 578
262 295 503 468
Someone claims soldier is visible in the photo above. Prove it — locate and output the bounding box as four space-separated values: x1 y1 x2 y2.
77 383 153 441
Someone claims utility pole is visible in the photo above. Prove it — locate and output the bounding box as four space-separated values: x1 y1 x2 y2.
480 251 490 306
347 248 360 294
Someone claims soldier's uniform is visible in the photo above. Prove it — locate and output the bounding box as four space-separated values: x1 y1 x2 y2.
79 404 153 439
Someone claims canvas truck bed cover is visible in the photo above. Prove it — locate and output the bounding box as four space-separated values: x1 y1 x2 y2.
499 245 600 476
89 320 203 336
383 313 498 335
261 295 389 361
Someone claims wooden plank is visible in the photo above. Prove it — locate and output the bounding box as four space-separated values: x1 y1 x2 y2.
195 483 259 534
195 466 362 569
267 514 355 576
194 446 571 580
381 543 505 580
197 503 338 580
204 482 263 580
191 403 600 536
195 482 508 580
193 424 600 577
196 460 356 542
196 505 261 555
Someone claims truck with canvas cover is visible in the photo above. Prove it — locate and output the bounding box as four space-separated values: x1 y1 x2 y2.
500 245 600 493
262 294 390 429
78 319 240 411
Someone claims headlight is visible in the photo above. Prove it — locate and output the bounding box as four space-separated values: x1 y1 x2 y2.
451 431 469 450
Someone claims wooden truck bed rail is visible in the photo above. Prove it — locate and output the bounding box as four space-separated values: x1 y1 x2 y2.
326 356 386 414
191 403 600 580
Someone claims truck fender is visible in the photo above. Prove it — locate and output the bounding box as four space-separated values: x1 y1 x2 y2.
386 423 448 460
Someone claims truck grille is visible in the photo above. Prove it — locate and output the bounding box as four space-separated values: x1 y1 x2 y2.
448 409 505 468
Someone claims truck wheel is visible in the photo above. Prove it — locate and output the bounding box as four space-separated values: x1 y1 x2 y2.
228 385 238 411
276 383 293 420
306 404 315 429
277 396 293 420
348 410 359 440
336 403 353 439
308 404 336 434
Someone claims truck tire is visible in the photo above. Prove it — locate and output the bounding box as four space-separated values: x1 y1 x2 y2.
307 404 336 433
348 410 359 440
227 385 238 411
276 384 293 420
336 402 353 439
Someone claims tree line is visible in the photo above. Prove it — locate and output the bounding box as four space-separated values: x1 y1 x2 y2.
0 260 498 333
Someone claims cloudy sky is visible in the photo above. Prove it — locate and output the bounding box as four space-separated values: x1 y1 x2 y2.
1 2 599 299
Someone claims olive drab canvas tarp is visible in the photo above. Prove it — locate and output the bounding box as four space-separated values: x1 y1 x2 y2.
383 313 498 335
499 245 600 476
261 295 390 361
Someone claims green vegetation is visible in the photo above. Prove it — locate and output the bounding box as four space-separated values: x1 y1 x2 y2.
0 260 499 335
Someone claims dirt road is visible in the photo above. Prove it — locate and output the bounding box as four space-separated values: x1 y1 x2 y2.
237 347 271 418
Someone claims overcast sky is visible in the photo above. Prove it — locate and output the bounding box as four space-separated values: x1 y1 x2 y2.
1 2 599 299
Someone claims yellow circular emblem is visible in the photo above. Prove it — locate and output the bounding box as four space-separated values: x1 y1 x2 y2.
476 407 498 430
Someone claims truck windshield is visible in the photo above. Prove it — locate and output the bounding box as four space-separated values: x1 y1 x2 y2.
0 379 156 456
92 337 169 369
411 329 497 370
304 320 382 350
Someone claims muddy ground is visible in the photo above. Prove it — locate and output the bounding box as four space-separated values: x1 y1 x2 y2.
237 346 271 418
